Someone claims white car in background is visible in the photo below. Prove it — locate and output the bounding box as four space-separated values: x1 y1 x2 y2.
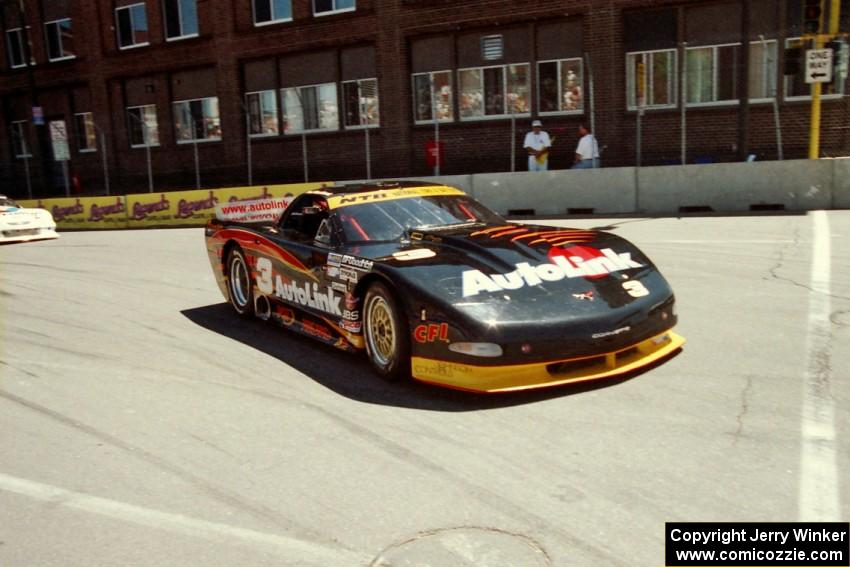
0 195 59 244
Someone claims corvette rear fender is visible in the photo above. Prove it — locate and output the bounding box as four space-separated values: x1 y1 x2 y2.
221 239 238 269
218 239 245 300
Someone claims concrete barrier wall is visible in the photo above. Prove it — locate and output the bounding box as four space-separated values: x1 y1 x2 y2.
636 160 834 213
381 158 847 215
471 168 637 215
833 158 850 209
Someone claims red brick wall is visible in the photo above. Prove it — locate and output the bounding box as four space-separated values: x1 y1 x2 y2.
1 0 848 197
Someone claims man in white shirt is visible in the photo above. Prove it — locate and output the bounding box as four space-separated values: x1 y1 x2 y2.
523 120 551 172
573 124 600 169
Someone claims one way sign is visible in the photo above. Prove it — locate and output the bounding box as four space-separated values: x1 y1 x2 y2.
806 48 833 83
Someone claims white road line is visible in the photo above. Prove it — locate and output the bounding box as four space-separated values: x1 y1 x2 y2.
0 472 369 566
799 210 840 521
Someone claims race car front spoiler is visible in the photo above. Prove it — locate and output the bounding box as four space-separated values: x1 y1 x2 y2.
0 226 59 243
410 331 685 393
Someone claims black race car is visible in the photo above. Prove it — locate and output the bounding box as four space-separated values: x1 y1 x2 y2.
205 182 684 393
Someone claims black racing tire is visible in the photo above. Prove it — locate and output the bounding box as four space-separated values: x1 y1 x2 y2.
226 246 255 317
363 281 410 381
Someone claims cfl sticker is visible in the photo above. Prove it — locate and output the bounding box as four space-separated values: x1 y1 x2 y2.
623 280 649 298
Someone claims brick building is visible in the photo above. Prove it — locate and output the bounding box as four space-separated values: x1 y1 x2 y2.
1 0 848 198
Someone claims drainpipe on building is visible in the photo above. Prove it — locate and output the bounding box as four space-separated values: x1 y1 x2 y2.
301 132 309 183
738 0 751 161
241 102 252 187
680 42 687 165
365 126 371 180
14 130 33 199
430 75 440 177
93 122 110 195
191 115 200 189
584 53 595 144
760 35 783 161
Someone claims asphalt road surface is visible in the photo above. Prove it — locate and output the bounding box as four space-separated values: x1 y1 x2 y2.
1 211 848 566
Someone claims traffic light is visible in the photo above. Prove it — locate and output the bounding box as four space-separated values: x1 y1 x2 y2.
803 0 822 35
784 46 802 75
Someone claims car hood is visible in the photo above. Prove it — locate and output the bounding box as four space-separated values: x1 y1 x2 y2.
352 222 676 342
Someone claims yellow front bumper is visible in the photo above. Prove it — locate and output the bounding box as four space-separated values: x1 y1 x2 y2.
411 331 685 393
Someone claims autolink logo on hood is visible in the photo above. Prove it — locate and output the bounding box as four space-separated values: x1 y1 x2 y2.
462 246 643 297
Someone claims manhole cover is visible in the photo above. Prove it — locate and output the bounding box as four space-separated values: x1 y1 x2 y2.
371 526 551 567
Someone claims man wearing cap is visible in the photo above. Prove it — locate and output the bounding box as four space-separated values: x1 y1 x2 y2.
523 120 552 172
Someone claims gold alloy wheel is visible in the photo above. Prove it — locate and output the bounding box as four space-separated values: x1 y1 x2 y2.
366 295 396 367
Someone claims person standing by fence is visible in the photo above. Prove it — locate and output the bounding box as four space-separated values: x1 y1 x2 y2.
573 124 600 169
524 120 552 172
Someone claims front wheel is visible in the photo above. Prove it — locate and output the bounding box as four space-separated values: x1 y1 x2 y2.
227 247 254 317
363 282 410 381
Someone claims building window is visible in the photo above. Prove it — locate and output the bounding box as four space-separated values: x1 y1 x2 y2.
313 0 355 16
784 37 845 100
127 105 160 147
116 4 149 49
163 0 198 40
5 28 32 68
75 112 97 152
458 63 530 120
686 44 737 104
11 121 32 158
342 79 379 128
281 83 338 133
626 49 676 109
246 90 279 136
412 71 453 124
538 58 583 114
686 41 779 105
254 0 292 25
45 19 75 61
748 40 778 100
174 97 221 142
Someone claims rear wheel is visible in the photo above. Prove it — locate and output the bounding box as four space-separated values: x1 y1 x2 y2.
363 282 410 381
227 247 254 317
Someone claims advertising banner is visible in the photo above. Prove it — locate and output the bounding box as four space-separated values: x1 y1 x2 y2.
17 182 328 230
18 196 128 230
125 182 326 228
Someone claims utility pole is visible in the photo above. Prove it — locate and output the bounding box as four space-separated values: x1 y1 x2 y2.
808 0 826 159
807 0 841 158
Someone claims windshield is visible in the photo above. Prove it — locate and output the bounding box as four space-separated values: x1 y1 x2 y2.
0 197 20 208
336 195 504 242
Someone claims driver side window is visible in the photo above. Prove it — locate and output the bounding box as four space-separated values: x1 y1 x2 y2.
280 195 330 242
